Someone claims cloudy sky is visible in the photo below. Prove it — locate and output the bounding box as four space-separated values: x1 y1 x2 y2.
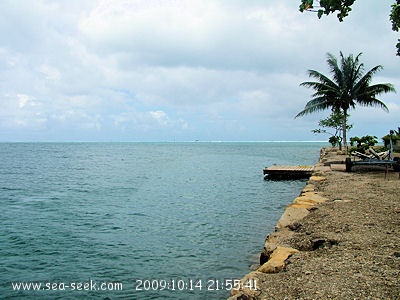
0 0 399 142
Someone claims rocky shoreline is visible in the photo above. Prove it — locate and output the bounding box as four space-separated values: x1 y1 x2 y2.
229 148 400 300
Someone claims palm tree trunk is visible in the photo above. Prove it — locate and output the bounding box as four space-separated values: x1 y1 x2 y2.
343 109 348 150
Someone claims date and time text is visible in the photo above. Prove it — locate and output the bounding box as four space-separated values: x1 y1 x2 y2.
134 278 258 292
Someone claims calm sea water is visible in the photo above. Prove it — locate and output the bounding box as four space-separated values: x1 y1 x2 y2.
0 142 325 299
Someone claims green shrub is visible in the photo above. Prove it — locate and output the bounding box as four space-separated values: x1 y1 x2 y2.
382 128 400 149
349 135 378 154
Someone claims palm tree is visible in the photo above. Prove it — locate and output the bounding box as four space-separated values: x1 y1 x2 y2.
295 52 395 149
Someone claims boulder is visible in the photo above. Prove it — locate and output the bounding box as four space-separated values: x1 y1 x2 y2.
258 246 299 273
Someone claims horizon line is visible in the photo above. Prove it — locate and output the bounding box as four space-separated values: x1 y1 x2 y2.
0 140 329 143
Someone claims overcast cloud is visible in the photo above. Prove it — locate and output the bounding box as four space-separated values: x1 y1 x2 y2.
0 0 399 141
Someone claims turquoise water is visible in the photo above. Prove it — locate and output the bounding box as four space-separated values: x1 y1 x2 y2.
0 142 325 299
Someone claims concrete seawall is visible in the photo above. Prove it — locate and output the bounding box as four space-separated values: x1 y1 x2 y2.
227 148 335 299
228 148 400 299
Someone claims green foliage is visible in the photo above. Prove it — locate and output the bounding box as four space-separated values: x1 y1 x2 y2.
391 1 400 31
390 1 400 55
300 0 400 56
316 110 352 133
328 135 341 147
296 51 394 148
349 135 378 153
382 128 400 147
311 110 352 148
299 0 355 21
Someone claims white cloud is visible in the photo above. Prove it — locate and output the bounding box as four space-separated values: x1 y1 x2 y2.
37 64 61 82
0 0 399 141
0 93 46 129
17 94 33 109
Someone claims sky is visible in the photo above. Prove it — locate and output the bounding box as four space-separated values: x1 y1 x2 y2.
0 0 399 142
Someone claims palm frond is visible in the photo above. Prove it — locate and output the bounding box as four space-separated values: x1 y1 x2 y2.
301 70 339 92
356 65 383 88
355 83 396 112
294 97 335 118
296 51 395 136
326 53 342 86
356 97 390 112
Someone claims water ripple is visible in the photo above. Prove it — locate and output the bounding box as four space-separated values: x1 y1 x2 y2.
0 142 324 299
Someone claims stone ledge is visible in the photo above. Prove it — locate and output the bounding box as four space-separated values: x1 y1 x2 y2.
309 175 326 182
276 190 328 229
228 148 336 300
258 246 299 273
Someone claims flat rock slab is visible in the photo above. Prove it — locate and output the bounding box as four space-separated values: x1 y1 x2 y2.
276 206 310 229
258 246 299 273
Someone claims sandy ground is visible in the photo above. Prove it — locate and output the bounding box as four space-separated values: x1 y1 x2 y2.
230 149 400 300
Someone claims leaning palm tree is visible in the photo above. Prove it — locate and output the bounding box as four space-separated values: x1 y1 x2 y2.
295 52 395 149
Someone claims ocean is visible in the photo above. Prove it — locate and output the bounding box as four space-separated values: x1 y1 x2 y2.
0 142 326 299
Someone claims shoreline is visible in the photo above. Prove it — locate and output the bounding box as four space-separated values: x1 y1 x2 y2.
229 148 400 299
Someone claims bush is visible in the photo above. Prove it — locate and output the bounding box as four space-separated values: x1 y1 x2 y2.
349 135 378 154
328 135 341 147
382 128 400 150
